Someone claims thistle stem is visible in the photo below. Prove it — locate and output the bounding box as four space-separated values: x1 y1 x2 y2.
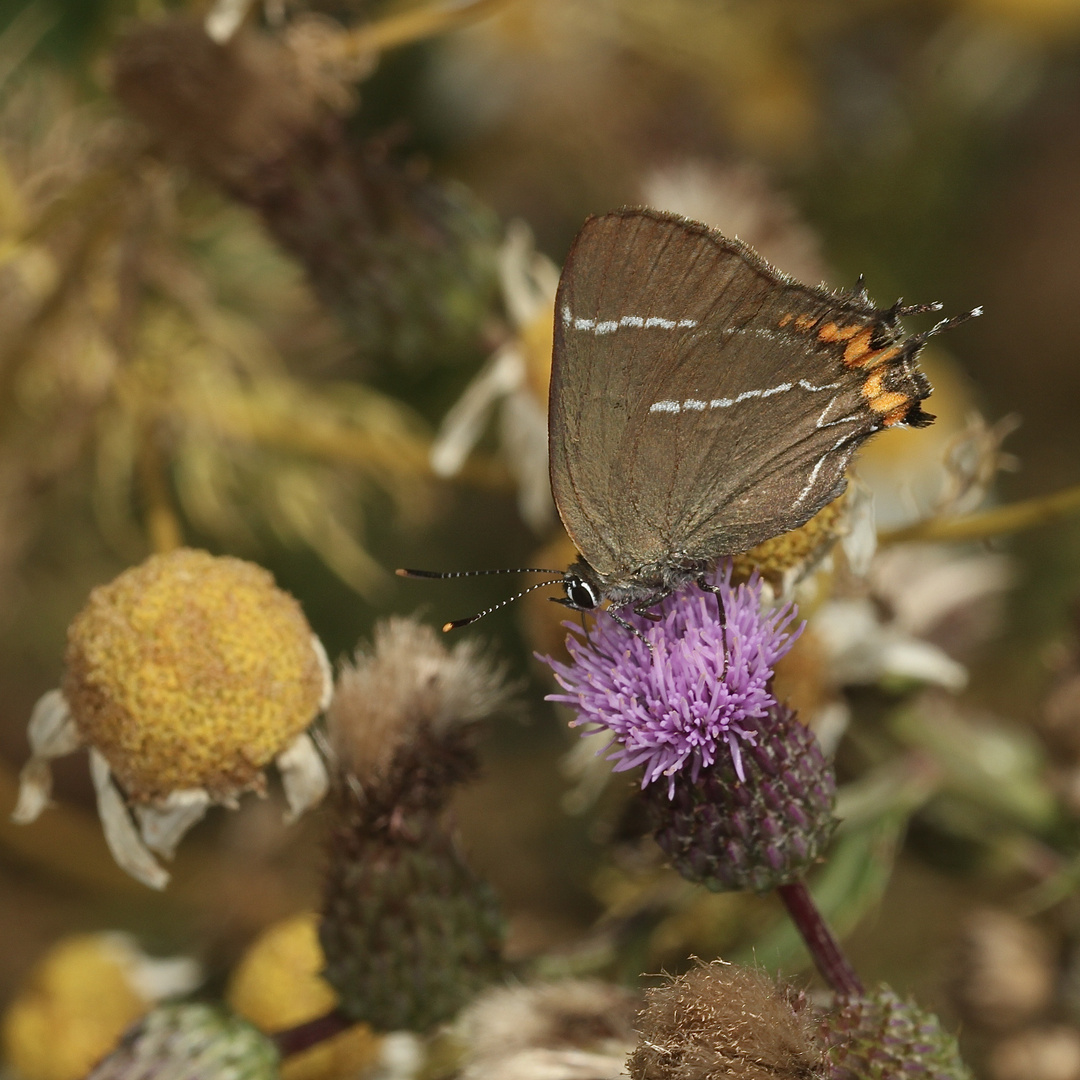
778 879 863 997
271 1008 353 1058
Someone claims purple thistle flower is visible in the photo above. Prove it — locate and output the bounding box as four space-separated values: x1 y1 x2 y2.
541 566 802 797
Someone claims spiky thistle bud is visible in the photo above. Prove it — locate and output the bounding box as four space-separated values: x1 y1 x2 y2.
627 960 827 1080
543 568 835 892
86 1003 278 1080
319 618 512 1033
822 985 972 1080
644 703 836 893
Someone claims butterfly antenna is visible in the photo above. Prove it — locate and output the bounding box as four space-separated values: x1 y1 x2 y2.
397 567 562 579
442 578 566 632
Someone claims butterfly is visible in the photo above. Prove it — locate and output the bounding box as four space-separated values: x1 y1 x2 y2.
402 207 978 635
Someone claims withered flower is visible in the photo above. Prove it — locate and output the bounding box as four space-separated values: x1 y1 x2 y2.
14 549 331 889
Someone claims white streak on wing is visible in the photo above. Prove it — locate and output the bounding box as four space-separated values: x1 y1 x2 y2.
796 434 856 506
650 379 847 416
820 412 862 430
759 382 793 398
564 311 699 334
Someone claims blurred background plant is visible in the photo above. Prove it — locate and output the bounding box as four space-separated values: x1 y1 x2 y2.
5 0 1080 1077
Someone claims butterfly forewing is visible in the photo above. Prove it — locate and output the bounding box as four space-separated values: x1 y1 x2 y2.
550 208 928 581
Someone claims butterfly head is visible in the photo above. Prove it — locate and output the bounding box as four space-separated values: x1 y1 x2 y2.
552 561 604 613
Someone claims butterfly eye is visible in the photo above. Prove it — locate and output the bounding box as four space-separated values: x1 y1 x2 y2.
565 578 600 610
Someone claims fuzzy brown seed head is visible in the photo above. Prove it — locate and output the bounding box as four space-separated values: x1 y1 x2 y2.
63 549 325 802
627 961 827 1080
326 618 512 796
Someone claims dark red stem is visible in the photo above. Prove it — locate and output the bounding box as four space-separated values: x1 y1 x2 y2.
778 879 864 997
271 1008 354 1058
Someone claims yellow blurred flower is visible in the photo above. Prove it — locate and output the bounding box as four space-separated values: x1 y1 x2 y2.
227 913 380 1080
1 933 200 1080
13 549 332 889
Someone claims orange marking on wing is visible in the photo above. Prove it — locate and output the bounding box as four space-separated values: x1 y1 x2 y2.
842 327 875 366
870 390 910 415
862 370 886 400
793 313 819 331
778 313 794 327
882 403 911 427
817 321 861 343
855 344 901 371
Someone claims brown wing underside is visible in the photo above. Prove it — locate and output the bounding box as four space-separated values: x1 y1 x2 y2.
549 208 932 580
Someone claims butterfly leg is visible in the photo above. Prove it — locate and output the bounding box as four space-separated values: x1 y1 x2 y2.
696 574 729 676
607 609 654 650
695 575 726 628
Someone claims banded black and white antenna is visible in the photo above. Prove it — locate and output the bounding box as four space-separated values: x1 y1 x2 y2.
396 567 565 631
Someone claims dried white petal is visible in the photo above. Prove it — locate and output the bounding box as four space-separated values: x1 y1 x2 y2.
134 790 212 858
874 545 1013 637
561 729 619 815
97 933 203 1002
89 750 170 890
877 637 969 692
12 690 80 824
430 344 525 477
462 1047 629 1080
457 980 638 1080
499 387 554 531
312 634 333 711
841 481 877 577
374 1032 424 1080
812 701 851 758
204 0 255 43
277 731 329 823
26 689 80 755
498 219 560 329
814 598 968 692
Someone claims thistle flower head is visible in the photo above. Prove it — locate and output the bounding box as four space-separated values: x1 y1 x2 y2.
542 566 801 795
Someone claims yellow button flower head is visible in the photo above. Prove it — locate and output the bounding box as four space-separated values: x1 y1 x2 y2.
1 932 200 1080
13 549 332 889
227 912 380 1080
